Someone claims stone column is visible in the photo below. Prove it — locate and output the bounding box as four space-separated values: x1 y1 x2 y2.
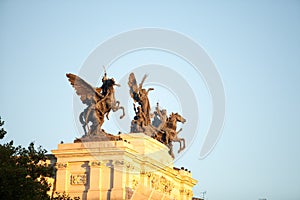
124 161 136 200
87 161 102 200
110 160 126 200
55 162 69 193
139 167 147 187
100 160 111 200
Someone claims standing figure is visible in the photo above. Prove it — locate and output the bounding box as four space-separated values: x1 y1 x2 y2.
128 73 154 130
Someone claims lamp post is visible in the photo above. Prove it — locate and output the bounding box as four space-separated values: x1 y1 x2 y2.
199 191 206 200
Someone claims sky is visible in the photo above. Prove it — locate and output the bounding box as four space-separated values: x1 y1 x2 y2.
1 1 300 200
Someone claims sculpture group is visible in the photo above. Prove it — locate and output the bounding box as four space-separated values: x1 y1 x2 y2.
67 71 186 158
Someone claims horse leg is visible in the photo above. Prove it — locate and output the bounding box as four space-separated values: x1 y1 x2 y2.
105 110 110 120
170 136 182 154
177 128 182 134
79 111 87 135
174 129 184 153
102 101 110 120
118 106 125 119
167 143 175 159
178 138 185 153
116 101 125 119
85 107 94 135
181 138 186 150
176 138 183 153
112 101 125 119
177 138 186 153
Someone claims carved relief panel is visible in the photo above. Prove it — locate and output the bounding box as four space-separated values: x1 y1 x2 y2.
70 174 87 185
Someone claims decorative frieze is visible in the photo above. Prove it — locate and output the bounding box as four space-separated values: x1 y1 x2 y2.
151 174 160 190
132 176 139 190
149 174 174 194
159 176 174 194
180 188 193 196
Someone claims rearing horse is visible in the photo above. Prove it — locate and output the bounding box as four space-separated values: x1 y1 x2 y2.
80 86 125 135
162 112 186 154
67 73 125 136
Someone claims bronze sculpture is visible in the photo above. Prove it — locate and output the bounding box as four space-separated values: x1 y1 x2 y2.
66 71 187 158
128 73 154 126
66 72 125 138
152 103 186 158
128 73 157 135
128 73 187 158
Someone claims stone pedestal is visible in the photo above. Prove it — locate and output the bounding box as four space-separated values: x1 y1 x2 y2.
52 133 197 200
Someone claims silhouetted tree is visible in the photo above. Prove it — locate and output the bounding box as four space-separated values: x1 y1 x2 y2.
0 117 53 200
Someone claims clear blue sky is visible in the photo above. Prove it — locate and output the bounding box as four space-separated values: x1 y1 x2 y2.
1 1 300 200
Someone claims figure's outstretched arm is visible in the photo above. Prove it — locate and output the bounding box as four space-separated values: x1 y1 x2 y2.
146 88 154 94
139 74 148 90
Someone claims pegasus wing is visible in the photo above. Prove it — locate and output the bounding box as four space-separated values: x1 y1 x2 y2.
66 73 102 105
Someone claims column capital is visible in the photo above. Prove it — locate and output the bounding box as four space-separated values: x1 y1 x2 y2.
56 162 68 169
89 161 101 167
113 160 124 166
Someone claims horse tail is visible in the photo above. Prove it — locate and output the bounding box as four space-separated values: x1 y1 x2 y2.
79 111 85 125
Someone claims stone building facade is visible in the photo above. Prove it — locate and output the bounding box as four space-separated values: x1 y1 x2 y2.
51 133 198 200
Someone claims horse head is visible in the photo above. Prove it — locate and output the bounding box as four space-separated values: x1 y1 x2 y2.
170 112 186 124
